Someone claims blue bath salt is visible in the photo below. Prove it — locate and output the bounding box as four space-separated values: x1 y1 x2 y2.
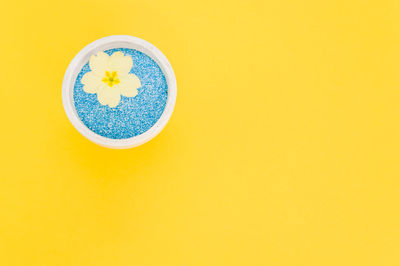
73 48 168 139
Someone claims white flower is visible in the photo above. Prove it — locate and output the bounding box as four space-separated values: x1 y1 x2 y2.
81 51 141 107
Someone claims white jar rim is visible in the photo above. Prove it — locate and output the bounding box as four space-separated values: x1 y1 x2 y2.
62 35 177 149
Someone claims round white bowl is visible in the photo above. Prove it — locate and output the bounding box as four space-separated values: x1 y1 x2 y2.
62 35 177 149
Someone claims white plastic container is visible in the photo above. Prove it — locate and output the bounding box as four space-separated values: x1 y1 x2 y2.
62 35 177 149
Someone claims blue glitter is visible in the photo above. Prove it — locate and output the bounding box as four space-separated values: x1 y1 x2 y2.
73 48 168 139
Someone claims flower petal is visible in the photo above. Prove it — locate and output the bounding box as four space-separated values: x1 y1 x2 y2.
89 52 109 76
119 74 141 97
108 52 133 77
81 71 104 93
97 89 121 108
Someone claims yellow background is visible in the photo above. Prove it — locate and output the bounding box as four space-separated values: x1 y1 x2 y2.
1 0 400 265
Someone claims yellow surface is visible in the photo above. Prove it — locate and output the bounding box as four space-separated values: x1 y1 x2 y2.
1 0 400 265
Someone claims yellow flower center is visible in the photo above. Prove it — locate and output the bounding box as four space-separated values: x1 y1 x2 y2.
102 71 120 87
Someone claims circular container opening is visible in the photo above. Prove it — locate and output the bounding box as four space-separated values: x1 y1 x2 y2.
62 35 177 149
